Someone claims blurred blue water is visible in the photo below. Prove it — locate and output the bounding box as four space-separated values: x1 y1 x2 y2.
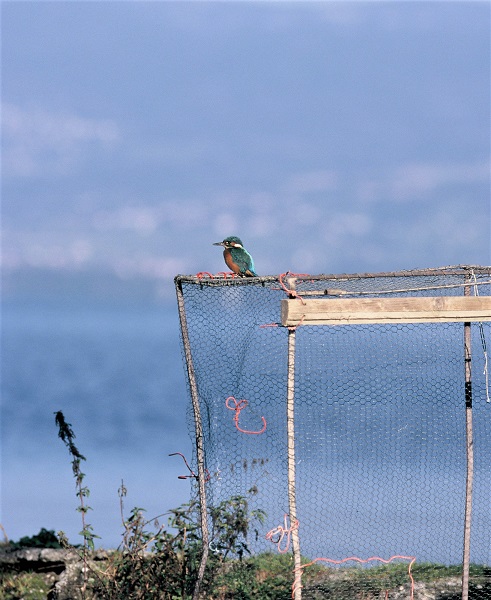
1 301 194 548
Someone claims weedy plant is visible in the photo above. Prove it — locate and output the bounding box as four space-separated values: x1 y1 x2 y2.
92 487 268 599
54 410 101 598
54 412 100 551
52 411 271 599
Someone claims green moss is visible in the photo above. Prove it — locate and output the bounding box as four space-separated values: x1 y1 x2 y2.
0 572 50 600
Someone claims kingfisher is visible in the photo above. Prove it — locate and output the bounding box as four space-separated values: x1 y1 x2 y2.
213 236 257 277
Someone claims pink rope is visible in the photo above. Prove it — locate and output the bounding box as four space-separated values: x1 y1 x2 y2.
278 272 310 304
225 396 266 435
265 514 299 553
293 554 416 600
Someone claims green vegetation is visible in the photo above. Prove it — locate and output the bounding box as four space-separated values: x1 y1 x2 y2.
3 528 62 551
0 572 51 600
54 411 100 553
52 410 279 599
91 490 269 599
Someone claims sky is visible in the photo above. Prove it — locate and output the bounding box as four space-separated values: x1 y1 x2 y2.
2 0 490 306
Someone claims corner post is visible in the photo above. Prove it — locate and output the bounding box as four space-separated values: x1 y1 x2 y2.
176 279 210 600
462 280 474 600
286 278 302 600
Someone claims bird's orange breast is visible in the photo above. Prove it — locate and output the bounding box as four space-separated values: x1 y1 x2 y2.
223 249 240 274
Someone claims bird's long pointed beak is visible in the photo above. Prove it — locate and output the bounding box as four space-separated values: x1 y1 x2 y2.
213 242 225 246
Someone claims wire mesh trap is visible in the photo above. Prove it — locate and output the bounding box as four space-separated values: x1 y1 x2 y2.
175 266 491 600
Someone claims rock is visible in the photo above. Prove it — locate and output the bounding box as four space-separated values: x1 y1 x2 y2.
0 548 70 573
0 546 112 600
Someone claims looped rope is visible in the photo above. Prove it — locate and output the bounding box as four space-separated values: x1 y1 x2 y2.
265 514 299 553
277 272 311 329
225 396 267 435
279 272 310 304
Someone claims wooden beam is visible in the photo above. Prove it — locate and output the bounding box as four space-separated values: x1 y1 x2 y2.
281 296 491 326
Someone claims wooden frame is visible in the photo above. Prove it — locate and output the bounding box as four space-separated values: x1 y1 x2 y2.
281 296 491 326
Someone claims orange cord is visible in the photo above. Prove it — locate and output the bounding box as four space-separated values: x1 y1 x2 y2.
225 396 267 435
265 514 299 553
293 554 416 600
279 272 310 304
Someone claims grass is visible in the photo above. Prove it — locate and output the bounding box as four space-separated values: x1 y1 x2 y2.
0 572 51 600
1 544 490 600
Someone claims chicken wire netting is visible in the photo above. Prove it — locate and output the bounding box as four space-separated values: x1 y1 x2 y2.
175 267 491 599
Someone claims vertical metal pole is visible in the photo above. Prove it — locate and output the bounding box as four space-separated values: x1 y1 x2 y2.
462 282 474 600
176 280 209 600
287 311 302 597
